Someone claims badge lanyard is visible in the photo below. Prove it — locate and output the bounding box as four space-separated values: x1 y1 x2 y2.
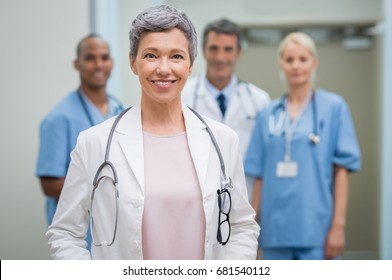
277 91 312 178
284 91 313 161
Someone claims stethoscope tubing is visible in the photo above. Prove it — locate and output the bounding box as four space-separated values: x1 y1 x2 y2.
77 89 95 127
270 91 319 145
90 106 232 246
77 89 124 127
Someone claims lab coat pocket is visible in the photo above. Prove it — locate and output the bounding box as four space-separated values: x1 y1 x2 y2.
206 242 228 259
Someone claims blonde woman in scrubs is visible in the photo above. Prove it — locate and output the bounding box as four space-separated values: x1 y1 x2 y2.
245 32 361 260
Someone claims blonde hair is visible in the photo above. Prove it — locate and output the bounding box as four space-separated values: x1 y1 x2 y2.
278 32 318 62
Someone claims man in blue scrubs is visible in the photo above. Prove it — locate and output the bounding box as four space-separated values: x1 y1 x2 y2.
36 34 123 249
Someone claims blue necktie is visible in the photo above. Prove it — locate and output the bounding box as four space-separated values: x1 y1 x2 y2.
217 93 226 116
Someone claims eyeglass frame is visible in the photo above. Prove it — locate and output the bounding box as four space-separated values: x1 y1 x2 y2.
217 178 233 245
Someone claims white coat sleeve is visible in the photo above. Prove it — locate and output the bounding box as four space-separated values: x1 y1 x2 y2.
226 134 260 259
46 134 92 260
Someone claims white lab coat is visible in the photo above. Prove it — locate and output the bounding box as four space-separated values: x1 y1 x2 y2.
46 102 259 260
182 74 270 197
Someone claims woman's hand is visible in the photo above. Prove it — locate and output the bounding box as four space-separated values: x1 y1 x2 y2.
325 225 345 259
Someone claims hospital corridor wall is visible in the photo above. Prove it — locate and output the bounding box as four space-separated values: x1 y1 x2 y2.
0 0 90 259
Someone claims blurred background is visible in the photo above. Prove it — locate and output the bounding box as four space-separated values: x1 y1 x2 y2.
0 0 391 259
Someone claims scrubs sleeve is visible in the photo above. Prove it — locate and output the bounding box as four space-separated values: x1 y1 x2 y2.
36 114 70 178
244 113 265 178
333 100 361 172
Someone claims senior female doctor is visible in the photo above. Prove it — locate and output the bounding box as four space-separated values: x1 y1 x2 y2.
245 32 361 260
46 5 259 260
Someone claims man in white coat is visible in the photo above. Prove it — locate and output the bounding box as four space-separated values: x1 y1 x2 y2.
182 19 270 198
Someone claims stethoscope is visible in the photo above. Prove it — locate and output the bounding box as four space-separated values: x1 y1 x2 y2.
192 77 259 120
89 106 233 247
269 91 320 145
77 89 124 126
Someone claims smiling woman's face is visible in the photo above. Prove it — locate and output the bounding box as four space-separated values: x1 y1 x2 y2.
130 28 193 106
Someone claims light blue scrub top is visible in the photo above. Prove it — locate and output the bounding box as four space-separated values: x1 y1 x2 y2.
36 90 124 226
245 89 361 248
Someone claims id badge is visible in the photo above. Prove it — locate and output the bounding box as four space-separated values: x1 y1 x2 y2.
276 161 298 178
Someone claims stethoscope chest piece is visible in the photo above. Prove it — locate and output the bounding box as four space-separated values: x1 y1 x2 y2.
308 133 321 145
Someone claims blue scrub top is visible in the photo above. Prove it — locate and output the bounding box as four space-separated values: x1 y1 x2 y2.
36 90 124 225
245 89 361 248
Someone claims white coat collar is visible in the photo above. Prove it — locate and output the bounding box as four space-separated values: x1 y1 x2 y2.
113 101 212 193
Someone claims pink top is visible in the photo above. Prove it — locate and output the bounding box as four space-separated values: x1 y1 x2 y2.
142 131 206 260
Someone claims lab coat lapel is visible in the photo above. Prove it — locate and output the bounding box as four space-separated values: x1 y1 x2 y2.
183 104 211 191
198 77 222 120
224 87 241 124
115 102 144 192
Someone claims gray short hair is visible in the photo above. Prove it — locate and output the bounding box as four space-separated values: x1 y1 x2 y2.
129 5 197 66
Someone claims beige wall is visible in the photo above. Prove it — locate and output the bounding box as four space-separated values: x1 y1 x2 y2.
168 0 382 76
0 0 90 259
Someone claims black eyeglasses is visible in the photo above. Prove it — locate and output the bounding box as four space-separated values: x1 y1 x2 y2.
217 188 232 245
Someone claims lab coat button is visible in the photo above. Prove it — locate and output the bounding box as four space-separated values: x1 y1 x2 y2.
132 199 142 208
